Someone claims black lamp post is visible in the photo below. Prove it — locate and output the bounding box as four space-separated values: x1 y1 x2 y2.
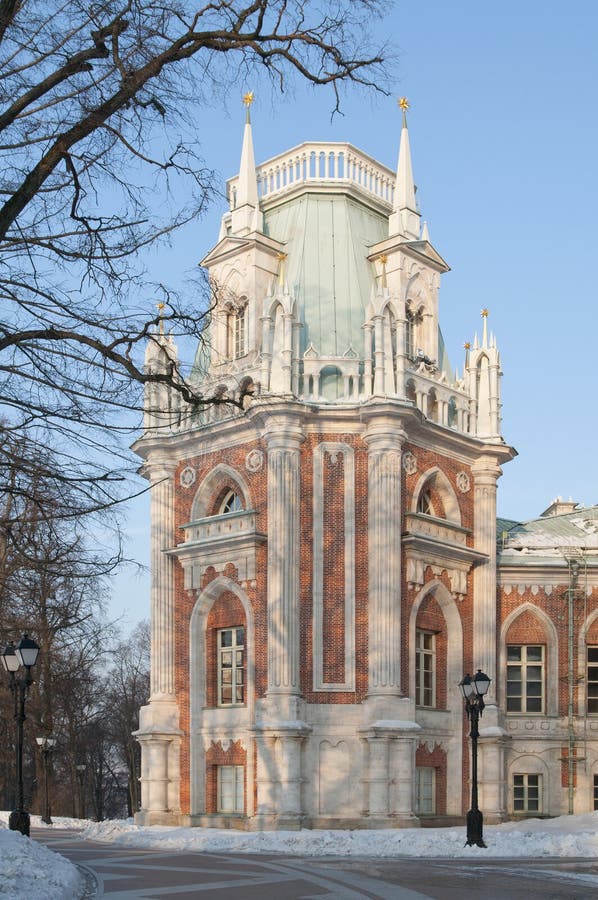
459 668 491 848
1 634 40 836
36 736 56 825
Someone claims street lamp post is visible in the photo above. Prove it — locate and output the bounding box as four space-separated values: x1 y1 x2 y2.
36 737 56 825
459 668 491 848
1 634 40 836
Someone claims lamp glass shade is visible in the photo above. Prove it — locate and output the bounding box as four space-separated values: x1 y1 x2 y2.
459 674 474 700
47 738 56 748
15 633 40 668
36 737 44 746
1 642 19 673
474 669 491 696
76 764 86 772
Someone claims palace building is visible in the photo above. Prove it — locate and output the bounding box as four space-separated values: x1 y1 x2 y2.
133 99 598 828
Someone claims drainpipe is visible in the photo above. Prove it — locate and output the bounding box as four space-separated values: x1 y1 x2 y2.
568 560 580 815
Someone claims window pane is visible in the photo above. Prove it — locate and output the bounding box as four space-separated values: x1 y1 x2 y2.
507 697 521 712
526 666 542 680
588 647 598 662
526 646 543 661
507 646 522 661
236 628 245 645
526 697 542 712
235 766 244 811
221 631 232 648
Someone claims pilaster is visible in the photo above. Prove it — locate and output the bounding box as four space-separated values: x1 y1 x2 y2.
471 456 501 702
264 420 305 701
363 417 405 701
134 456 182 825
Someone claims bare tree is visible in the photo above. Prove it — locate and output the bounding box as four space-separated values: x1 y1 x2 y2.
101 621 150 816
0 0 389 511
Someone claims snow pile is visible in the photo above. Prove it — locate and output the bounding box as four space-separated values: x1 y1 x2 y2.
81 811 598 859
0 826 82 899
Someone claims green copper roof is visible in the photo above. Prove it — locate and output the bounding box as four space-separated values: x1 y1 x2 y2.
264 193 387 357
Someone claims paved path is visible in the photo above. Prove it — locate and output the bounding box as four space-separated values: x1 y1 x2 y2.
34 828 598 899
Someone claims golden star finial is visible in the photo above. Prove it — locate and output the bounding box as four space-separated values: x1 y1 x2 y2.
276 251 287 261
464 341 471 350
398 97 410 111
481 308 489 318
243 91 254 108
379 254 388 289
156 302 165 335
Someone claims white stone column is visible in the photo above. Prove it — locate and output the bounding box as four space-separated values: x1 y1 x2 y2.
395 317 406 396
367 736 389 817
278 734 306 819
478 730 510 823
149 459 178 700
254 733 278 818
260 314 273 389
363 421 404 698
135 456 182 825
471 457 502 694
138 737 170 812
363 323 373 394
264 422 305 705
373 315 385 394
390 736 419 824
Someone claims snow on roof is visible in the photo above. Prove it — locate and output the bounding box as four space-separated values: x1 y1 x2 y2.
498 505 598 556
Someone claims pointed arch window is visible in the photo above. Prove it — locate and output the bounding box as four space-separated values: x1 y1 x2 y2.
405 306 423 360
417 490 435 517
219 490 244 514
225 304 247 360
234 307 246 358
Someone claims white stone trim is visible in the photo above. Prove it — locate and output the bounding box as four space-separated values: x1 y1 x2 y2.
312 442 356 692
578 608 598 716
499 602 559 718
189 576 255 817
408 579 463 816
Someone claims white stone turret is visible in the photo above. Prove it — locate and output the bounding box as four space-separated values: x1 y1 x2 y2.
465 310 502 440
389 99 421 240
143 321 181 433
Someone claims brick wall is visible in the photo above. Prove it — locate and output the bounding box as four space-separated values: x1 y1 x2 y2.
205 591 247 707
416 742 447 815
415 592 448 709
205 740 247 814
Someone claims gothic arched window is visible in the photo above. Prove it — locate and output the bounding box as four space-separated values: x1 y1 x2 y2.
220 490 244 514
417 490 435 516
405 305 423 360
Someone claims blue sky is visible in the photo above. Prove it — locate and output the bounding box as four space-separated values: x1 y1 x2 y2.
108 0 598 625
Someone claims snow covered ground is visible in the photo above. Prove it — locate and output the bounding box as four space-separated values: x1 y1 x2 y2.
0 816 82 899
3 810 598 899
80 810 598 859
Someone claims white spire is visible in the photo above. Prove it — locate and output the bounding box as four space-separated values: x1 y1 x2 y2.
389 98 421 240
231 92 263 235
237 94 258 207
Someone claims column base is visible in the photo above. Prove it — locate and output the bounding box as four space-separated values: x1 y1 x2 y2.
134 809 185 827
363 814 421 829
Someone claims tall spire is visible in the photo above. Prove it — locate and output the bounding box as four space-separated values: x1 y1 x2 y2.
389 97 421 240
231 91 263 234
